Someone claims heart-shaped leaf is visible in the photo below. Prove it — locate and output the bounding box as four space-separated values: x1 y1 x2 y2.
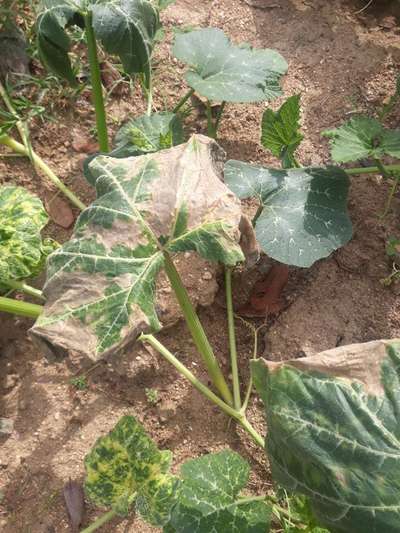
165 450 271 532
224 161 352 267
252 339 400 533
322 116 400 163
173 28 287 103
113 111 185 157
261 94 303 168
85 415 179 525
0 185 55 284
30 135 244 360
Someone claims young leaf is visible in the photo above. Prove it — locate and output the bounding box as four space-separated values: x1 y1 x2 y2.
252 339 400 533
173 28 287 103
113 112 185 157
322 116 400 163
85 415 179 525
224 161 352 267
166 450 271 532
30 135 245 360
261 95 303 168
0 185 54 283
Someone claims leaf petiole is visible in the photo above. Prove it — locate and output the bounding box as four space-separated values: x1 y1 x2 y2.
225 268 241 410
0 296 43 318
80 509 117 533
2 280 45 300
173 88 195 113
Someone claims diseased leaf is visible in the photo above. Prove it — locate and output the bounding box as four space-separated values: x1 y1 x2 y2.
166 450 271 532
85 415 179 525
173 28 287 103
30 135 245 360
224 161 352 267
252 339 400 533
113 112 185 157
322 116 400 163
261 95 303 168
0 185 54 284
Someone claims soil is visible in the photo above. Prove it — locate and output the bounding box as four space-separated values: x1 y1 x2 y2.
1 0 400 531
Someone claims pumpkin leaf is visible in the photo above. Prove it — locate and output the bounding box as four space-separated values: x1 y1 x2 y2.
166 450 271 532
252 339 400 533
322 116 400 163
224 161 352 267
113 111 185 158
85 415 179 525
30 135 244 360
261 94 303 168
173 28 287 103
0 185 54 284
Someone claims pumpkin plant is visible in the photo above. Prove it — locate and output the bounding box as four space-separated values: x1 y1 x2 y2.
35 0 161 151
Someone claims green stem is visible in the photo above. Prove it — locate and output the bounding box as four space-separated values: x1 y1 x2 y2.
213 101 226 136
1 135 85 210
3 280 45 300
381 177 399 218
80 510 117 533
0 81 28 145
140 333 265 448
252 204 263 226
84 12 109 152
206 101 215 138
375 158 390 179
344 163 400 176
163 252 233 406
225 268 241 410
173 88 195 113
0 296 42 318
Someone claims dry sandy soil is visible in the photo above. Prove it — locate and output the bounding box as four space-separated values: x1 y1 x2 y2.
1 0 400 531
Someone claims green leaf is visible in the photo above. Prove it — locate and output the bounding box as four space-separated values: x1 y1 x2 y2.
252 339 400 533
31 135 244 360
173 28 287 103
36 0 80 86
0 185 52 284
85 415 179 525
113 112 185 157
224 161 352 267
261 95 303 168
91 0 160 88
322 116 400 163
166 450 271 532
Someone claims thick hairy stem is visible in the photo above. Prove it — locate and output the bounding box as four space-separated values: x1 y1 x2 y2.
1 135 85 210
225 268 241 410
140 333 264 448
163 252 233 406
0 296 42 318
84 12 109 152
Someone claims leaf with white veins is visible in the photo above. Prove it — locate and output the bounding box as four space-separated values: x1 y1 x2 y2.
30 135 244 360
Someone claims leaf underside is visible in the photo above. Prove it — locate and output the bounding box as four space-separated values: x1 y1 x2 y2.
261 94 303 168
173 28 287 103
224 161 352 267
322 116 400 163
85 415 179 525
252 339 400 533
113 111 185 158
166 450 271 532
0 185 53 284
30 135 244 360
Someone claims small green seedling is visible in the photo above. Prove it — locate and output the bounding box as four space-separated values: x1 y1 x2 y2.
145 387 159 405
69 375 88 390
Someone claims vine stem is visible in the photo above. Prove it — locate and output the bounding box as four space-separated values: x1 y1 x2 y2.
84 12 109 152
80 509 117 533
0 296 43 318
225 268 241 410
139 333 264 448
206 101 215 138
0 135 85 210
163 252 233 406
344 163 400 176
3 280 45 300
0 81 28 145
173 88 195 113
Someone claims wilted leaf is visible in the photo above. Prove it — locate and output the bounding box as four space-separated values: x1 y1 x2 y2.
173 28 287 103
113 112 184 157
85 415 179 525
0 185 53 283
261 94 303 168
322 116 400 163
31 135 245 360
224 161 352 267
166 450 271 532
252 339 400 533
